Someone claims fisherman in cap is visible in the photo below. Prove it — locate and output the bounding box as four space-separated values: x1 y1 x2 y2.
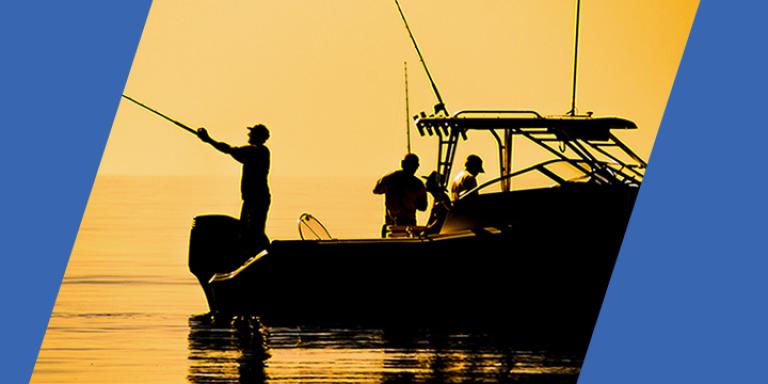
197 124 271 253
373 153 428 236
450 154 484 201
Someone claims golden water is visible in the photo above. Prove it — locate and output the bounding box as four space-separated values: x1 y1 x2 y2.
31 175 581 383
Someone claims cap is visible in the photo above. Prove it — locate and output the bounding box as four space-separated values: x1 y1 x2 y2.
466 154 484 173
247 124 270 140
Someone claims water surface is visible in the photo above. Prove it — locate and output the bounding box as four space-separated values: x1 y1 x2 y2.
32 175 582 383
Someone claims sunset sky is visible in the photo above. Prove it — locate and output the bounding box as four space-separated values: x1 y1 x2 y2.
101 0 698 178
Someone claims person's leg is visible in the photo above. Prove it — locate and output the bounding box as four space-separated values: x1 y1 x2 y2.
240 198 270 254
251 196 270 248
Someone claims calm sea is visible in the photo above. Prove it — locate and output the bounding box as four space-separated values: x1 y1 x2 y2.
31 175 582 383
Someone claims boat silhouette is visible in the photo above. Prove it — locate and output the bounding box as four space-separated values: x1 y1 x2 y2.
184 1 645 345
189 109 643 336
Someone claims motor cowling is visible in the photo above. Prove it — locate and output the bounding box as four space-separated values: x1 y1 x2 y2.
189 215 244 295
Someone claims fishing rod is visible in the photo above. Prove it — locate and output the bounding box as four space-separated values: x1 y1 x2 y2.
121 94 197 135
394 0 464 189
404 61 412 154
394 0 448 115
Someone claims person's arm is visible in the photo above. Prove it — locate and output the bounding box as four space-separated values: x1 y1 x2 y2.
416 186 428 211
373 176 386 195
197 128 233 154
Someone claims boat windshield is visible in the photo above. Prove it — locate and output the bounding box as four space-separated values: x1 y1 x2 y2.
471 159 637 195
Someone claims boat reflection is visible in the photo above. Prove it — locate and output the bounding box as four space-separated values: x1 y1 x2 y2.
187 314 583 383
187 314 269 383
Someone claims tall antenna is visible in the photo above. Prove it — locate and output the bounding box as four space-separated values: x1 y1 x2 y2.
568 0 582 116
404 61 412 153
394 0 447 115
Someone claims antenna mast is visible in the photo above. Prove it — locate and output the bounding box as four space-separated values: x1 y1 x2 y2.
569 0 582 116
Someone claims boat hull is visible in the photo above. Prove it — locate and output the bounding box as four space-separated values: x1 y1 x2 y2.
190 185 638 340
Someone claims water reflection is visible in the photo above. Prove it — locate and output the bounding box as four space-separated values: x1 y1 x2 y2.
187 314 269 383
187 314 583 383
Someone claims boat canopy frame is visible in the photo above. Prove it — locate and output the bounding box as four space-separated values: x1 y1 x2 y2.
415 110 647 191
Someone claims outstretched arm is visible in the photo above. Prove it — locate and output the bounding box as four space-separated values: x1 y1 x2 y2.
197 128 233 154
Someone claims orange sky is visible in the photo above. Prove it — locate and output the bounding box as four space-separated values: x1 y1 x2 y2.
101 0 698 178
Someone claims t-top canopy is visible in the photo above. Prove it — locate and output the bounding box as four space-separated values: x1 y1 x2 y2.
415 110 637 141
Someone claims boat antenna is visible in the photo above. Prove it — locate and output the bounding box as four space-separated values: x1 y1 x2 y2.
568 0 582 116
404 61 412 153
394 0 448 115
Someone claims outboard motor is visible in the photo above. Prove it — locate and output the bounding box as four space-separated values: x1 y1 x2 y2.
189 215 245 308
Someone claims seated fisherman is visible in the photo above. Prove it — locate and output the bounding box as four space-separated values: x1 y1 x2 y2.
373 153 428 237
450 154 484 201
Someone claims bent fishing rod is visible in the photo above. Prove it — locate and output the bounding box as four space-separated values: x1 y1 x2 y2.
121 94 198 136
394 0 448 115
395 0 466 189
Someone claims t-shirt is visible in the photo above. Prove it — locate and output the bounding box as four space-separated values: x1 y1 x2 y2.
230 145 270 200
450 170 478 201
373 170 427 223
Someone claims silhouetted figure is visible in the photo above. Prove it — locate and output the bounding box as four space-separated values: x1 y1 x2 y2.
450 154 484 201
374 153 427 236
197 125 271 253
423 171 451 235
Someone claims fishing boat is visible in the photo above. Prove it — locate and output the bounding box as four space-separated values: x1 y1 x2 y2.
189 110 644 338
182 1 646 342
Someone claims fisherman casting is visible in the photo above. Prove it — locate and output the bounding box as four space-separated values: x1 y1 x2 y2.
120 95 273 253
197 125 271 253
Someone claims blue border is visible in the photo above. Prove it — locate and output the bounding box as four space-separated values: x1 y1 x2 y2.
0 2 150 382
582 2 768 383
3 1 767 382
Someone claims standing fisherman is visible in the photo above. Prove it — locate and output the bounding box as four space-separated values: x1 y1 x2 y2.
196 124 271 253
